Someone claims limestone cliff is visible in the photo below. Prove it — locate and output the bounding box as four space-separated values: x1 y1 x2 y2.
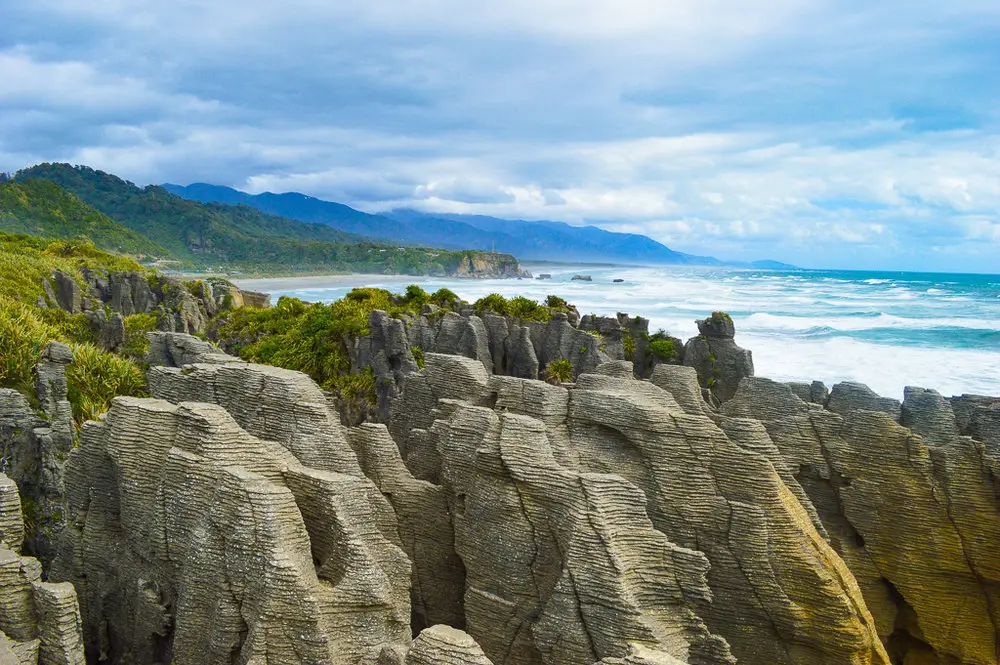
2 311 999 665
0 472 85 665
42 269 269 342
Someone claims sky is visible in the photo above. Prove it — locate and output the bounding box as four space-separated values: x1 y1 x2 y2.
2 1 999 272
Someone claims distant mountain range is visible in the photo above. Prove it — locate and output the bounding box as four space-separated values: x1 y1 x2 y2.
3 163 523 276
163 183 796 269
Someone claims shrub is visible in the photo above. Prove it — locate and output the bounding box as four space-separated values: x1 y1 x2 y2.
544 358 574 384
411 346 425 370
429 288 459 309
507 295 551 322
545 295 569 310
333 367 377 406
474 293 509 316
65 342 147 424
213 289 398 392
122 313 159 360
0 296 56 396
623 333 636 358
37 308 96 345
403 284 430 306
646 330 678 362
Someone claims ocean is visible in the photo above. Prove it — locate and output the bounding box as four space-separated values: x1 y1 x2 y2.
235 265 1000 400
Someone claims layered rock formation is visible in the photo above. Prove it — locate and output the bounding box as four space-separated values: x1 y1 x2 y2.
0 342 75 567
0 473 85 664
41 269 269 341
3 306 999 665
355 307 742 421
724 377 1000 664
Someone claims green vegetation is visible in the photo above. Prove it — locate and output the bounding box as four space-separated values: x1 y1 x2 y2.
543 358 574 384
0 233 144 303
0 297 55 396
411 346 425 370
65 343 147 424
646 330 679 363
122 313 159 360
0 179 166 256
544 295 573 313
472 293 551 321
623 332 636 358
0 233 149 423
214 288 411 396
711 311 733 322
0 296 147 423
14 164 523 276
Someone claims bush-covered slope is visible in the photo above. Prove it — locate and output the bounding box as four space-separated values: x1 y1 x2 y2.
16 163 373 265
17 164 526 275
0 233 148 419
0 179 167 257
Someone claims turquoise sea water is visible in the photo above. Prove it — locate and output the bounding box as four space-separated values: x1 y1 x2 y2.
236 265 1000 399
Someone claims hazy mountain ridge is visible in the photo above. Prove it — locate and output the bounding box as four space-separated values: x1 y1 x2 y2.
5 164 525 277
164 182 797 268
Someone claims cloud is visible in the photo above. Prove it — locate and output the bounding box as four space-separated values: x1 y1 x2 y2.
1 0 999 271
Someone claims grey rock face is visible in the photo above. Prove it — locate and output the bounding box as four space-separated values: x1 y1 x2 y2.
434 312 493 371
402 625 494 665
0 343 75 568
383 354 885 665
727 376 1000 665
682 315 753 402
45 270 267 340
0 472 85 665
53 396 411 664
370 311 420 422
537 314 610 378
826 382 901 421
145 331 230 367
51 271 81 314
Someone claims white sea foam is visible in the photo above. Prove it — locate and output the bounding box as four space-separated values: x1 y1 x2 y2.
236 264 1000 399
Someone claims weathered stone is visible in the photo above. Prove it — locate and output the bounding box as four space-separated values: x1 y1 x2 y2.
438 404 735 664
404 625 494 665
145 331 231 367
0 473 84 665
504 325 539 379
53 397 411 664
348 424 466 631
826 382 901 421
434 312 492 371
50 272 81 315
683 315 752 402
566 373 887 665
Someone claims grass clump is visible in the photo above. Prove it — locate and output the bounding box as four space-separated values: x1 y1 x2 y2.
412 346 425 370
0 297 57 396
0 296 147 422
0 232 144 304
65 343 147 424
213 288 403 401
543 358 574 384
623 333 636 358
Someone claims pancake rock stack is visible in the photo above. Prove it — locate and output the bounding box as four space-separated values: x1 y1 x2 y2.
0 473 85 665
2 307 998 664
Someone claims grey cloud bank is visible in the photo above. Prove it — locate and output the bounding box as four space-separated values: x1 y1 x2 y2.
2 0 999 272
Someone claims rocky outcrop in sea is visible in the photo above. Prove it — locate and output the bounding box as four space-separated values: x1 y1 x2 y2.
1 312 999 664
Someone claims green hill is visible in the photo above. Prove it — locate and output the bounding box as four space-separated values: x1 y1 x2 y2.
0 179 167 257
15 163 374 267
13 163 525 276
